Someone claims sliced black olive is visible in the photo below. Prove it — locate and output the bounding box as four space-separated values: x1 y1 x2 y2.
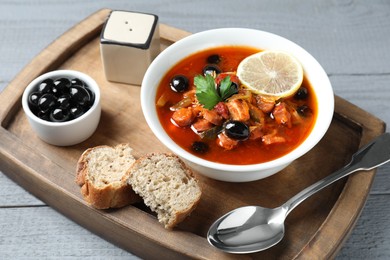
207 54 221 64
191 141 209 154
38 93 57 113
294 87 308 100
297 105 312 117
170 75 189 93
203 64 221 77
223 120 250 141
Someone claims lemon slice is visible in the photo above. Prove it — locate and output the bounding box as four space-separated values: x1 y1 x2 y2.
237 50 303 98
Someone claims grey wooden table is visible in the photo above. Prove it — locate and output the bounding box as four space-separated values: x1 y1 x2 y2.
1 1 389 259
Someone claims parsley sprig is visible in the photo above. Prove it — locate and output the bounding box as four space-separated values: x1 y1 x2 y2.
194 74 237 109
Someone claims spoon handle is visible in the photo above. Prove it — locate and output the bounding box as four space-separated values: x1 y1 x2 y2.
283 132 390 215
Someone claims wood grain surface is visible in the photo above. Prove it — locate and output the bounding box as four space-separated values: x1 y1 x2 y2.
1 1 389 259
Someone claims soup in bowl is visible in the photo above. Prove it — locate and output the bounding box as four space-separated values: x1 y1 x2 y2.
141 28 334 182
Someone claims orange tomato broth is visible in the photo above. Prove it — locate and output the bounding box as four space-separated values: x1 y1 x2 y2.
155 46 317 165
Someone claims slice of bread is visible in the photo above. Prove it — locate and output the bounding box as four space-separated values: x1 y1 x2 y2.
125 153 202 229
75 144 141 209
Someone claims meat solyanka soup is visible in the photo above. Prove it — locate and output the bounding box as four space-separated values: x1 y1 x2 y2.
155 46 317 165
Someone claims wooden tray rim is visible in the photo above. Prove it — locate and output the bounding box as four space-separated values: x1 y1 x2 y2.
0 9 386 259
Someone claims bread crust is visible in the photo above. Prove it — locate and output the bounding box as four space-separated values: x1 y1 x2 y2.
75 144 141 209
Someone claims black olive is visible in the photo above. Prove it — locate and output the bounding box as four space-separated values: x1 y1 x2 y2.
84 85 95 106
38 79 54 94
69 106 85 119
294 87 308 100
223 120 250 141
50 108 70 122
203 64 221 77
297 105 312 117
28 92 41 106
69 86 91 106
70 78 85 87
37 110 50 121
28 91 42 113
38 93 57 113
56 94 71 110
52 78 71 94
191 141 209 154
170 75 189 93
207 54 221 64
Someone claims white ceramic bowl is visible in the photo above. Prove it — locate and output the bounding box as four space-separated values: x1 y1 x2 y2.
141 28 334 182
22 70 101 146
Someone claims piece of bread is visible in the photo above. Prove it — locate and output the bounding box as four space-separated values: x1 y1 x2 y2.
124 153 202 229
75 144 141 209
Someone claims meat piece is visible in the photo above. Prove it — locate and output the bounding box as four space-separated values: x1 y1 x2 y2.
191 118 214 132
249 126 264 140
262 133 286 145
272 102 292 128
290 108 303 124
214 102 230 119
202 108 223 125
171 107 195 127
191 105 203 117
226 99 250 122
217 132 239 150
256 96 275 113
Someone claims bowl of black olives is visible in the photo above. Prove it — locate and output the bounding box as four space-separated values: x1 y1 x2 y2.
22 70 101 146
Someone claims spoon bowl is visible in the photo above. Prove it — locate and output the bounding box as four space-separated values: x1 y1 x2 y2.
207 132 390 254
208 206 287 254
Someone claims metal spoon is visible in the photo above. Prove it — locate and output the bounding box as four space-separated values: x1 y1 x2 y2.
207 132 390 254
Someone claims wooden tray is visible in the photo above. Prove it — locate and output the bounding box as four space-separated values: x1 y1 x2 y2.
0 9 386 259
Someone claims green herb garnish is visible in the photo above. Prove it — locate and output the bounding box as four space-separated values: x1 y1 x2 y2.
219 75 237 100
194 74 236 109
194 74 221 109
